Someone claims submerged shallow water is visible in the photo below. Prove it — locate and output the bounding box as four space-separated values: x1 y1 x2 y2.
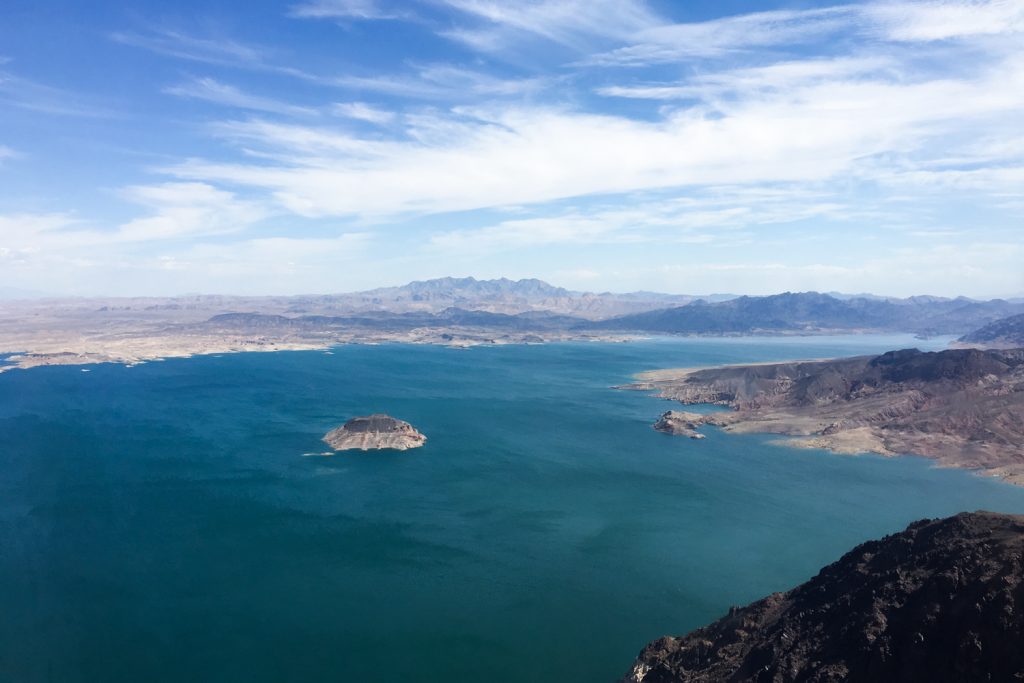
2 335 1023 682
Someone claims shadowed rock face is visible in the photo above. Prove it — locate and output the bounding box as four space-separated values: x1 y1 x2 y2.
323 414 426 451
624 511 1024 683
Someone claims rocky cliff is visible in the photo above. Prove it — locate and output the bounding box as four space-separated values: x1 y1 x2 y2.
623 511 1024 683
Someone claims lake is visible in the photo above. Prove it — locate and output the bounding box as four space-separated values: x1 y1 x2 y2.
2 335 1022 682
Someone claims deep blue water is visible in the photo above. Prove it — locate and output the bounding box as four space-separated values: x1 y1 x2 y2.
2 335 1023 682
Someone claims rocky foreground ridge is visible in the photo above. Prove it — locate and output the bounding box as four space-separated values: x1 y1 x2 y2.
623 511 1024 683
323 414 426 451
622 348 1024 484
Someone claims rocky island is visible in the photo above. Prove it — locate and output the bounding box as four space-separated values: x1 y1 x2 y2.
323 414 427 451
623 511 1024 682
621 348 1024 484
653 411 708 439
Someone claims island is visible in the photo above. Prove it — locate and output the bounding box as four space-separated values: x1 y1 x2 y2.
322 414 427 451
652 411 707 439
620 347 1024 485
623 511 1024 682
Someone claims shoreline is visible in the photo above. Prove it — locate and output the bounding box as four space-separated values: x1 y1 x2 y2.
0 331 639 374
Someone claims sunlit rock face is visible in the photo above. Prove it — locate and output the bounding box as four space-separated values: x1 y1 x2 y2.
323 414 427 451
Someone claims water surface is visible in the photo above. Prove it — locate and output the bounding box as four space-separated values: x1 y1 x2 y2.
2 335 1022 682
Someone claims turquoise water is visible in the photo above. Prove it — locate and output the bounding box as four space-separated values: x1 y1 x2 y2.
2 335 1023 682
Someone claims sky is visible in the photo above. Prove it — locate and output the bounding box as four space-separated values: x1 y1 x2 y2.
1 0 1022 298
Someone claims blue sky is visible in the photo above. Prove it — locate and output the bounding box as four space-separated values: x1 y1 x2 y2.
1 0 1022 297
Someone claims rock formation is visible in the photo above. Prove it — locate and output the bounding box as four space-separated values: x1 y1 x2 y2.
624 511 1024 683
653 411 707 439
323 414 426 451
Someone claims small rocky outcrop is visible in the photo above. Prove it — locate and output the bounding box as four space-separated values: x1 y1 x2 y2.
653 411 707 439
323 414 426 451
623 511 1024 683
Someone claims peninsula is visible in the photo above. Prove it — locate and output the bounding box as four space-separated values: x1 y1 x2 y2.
621 348 1024 484
623 511 1024 682
323 414 427 451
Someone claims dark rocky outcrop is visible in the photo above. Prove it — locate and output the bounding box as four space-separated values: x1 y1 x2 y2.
624 511 1024 683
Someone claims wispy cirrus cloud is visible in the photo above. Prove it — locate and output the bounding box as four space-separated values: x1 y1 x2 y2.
110 28 266 66
0 69 114 117
288 0 408 20
110 26 320 83
116 182 268 242
331 63 550 99
161 46 1024 220
164 77 319 116
581 6 857 66
596 56 893 100
582 0 1024 67
332 101 396 124
437 0 661 52
866 0 1024 41
0 184 267 253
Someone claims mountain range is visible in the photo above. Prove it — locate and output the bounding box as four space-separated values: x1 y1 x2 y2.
587 291 1024 336
959 313 1024 348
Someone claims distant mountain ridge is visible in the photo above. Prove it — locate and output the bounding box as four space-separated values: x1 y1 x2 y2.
279 276 696 320
959 313 1024 348
587 291 1024 336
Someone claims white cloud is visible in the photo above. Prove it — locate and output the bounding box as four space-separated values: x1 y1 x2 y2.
330 64 548 99
438 0 661 51
110 27 319 83
596 56 893 100
582 1 1024 67
582 6 856 66
111 28 265 66
163 51 1024 219
0 185 267 257
643 240 1024 298
427 189 853 255
164 77 318 116
332 101 396 124
117 183 268 242
0 69 112 117
868 0 1024 42
289 0 403 19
